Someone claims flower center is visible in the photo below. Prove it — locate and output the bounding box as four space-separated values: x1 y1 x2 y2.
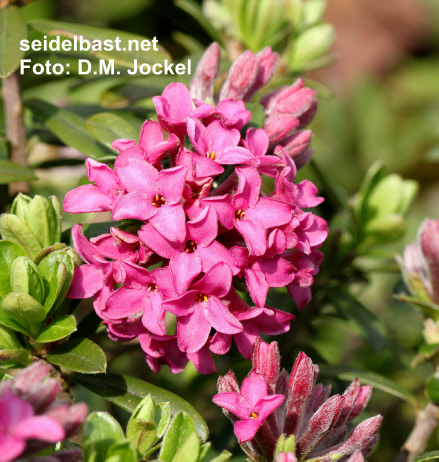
184 240 197 253
152 194 166 208
207 151 216 160
147 283 158 292
235 209 246 220
250 412 259 419
194 292 209 303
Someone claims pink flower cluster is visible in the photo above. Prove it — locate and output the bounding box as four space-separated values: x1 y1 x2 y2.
64 44 327 374
214 339 382 462
0 362 87 462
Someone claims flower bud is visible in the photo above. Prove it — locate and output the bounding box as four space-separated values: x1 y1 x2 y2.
190 42 221 102
219 50 258 101
252 337 280 394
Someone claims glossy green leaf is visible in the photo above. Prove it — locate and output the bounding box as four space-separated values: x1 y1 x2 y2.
85 113 139 150
83 412 125 462
131 394 155 421
29 19 170 68
47 337 107 374
319 364 417 406
73 373 209 441
0 324 22 350
427 373 439 405
414 451 439 461
26 196 54 248
25 99 114 160
10 256 45 304
0 160 36 184
173 431 200 462
36 315 77 343
155 402 171 438
0 214 42 260
159 413 197 462
209 451 232 462
0 241 27 298
106 440 137 462
0 348 32 367
0 6 28 77
126 419 157 457
0 293 46 337
38 251 74 313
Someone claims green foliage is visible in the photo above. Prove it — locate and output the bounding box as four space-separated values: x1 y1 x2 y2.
349 162 418 253
83 396 229 461
0 160 36 184
73 373 209 442
414 451 439 462
0 5 28 78
47 337 107 374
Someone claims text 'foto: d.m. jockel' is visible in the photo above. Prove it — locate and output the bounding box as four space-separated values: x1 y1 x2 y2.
63 43 328 374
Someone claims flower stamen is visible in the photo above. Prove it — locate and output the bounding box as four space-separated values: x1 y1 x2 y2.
152 194 166 208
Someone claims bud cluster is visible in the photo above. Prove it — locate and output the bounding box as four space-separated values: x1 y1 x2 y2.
64 44 328 374
214 339 382 462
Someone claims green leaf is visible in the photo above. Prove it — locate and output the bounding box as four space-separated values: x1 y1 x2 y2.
173 431 200 462
126 419 157 457
289 24 335 71
0 6 28 78
210 451 232 462
35 315 77 343
25 99 114 160
414 451 439 461
38 251 74 314
159 413 197 462
73 373 209 442
83 411 125 462
0 348 32 367
0 241 27 298
0 324 22 349
318 364 417 406
155 402 171 438
85 113 139 150
47 337 107 374
26 196 53 248
0 293 46 337
10 256 45 304
0 160 36 184
29 19 170 68
328 290 387 352
175 0 223 45
0 214 43 260
106 440 137 462
427 373 439 405
131 394 155 421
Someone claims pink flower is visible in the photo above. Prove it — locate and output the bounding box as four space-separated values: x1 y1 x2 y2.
0 362 87 462
152 82 194 139
186 118 256 166
213 370 284 443
0 389 64 462
63 158 124 214
113 160 187 242
112 119 179 168
162 263 242 354
190 42 221 102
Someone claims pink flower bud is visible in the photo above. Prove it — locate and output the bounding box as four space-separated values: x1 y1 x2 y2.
252 338 281 394
276 452 298 462
419 218 439 303
190 42 221 102
219 50 258 101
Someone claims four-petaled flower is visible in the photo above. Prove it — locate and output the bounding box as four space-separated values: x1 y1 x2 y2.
213 370 284 443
